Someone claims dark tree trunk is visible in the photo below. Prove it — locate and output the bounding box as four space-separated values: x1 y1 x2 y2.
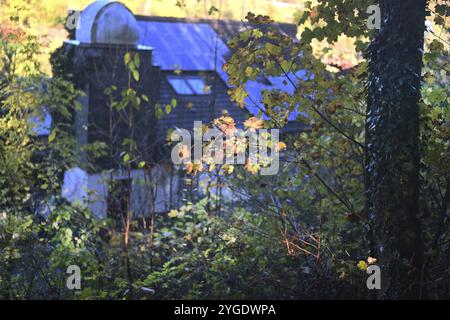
366 0 428 299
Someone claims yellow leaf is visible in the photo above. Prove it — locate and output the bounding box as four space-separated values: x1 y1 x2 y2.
367 257 377 265
244 161 260 174
276 141 287 151
48 130 56 142
357 260 368 271
244 117 264 130
223 164 234 174
168 210 178 218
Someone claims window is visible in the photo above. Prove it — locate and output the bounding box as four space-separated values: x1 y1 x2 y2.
186 78 210 94
167 76 210 95
167 77 194 95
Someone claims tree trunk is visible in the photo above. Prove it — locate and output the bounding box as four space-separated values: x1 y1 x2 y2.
366 0 428 299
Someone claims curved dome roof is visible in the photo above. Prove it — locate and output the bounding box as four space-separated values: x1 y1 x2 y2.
76 1 140 45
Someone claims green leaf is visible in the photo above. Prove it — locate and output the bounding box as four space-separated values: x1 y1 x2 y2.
123 153 130 164
134 53 141 68
138 161 146 169
155 105 164 119
208 5 219 15
48 130 56 142
132 69 140 82
74 100 82 112
124 52 131 65
245 66 254 77
280 60 292 72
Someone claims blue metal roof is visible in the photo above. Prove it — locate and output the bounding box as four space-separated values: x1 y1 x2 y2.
138 20 307 121
138 21 228 71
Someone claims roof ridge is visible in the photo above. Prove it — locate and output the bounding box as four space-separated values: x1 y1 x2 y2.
135 15 296 28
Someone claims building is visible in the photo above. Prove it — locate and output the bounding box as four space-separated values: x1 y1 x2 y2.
54 0 302 223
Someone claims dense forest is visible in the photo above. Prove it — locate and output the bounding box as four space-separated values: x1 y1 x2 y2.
0 0 449 300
